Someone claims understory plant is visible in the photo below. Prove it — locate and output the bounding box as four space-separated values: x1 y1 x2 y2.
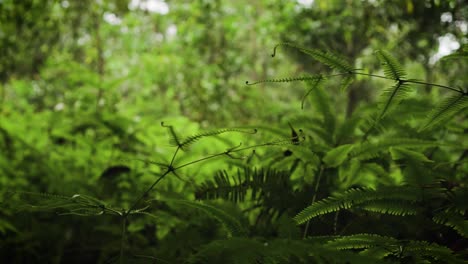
1 43 467 263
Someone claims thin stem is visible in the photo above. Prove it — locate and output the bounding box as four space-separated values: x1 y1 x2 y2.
127 138 294 214
303 164 324 239
125 171 171 216
119 217 127 264
173 152 227 170
169 147 180 166
353 72 463 94
353 72 392 80
405 79 462 93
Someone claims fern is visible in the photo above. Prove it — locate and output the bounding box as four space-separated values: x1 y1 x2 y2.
420 93 468 131
374 50 406 80
179 128 257 150
349 138 440 161
403 240 464 264
195 168 292 204
245 75 321 86
324 234 462 264
323 144 354 167
378 81 412 120
294 187 422 224
324 233 399 250
301 75 325 109
163 199 246 237
433 211 468 238
272 42 355 73
359 199 419 216
7 192 120 216
188 237 384 264
161 122 257 150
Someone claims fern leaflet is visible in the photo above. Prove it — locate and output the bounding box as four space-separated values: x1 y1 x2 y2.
164 199 246 237
420 93 468 131
272 42 354 73
294 187 422 224
378 81 412 120
374 50 406 80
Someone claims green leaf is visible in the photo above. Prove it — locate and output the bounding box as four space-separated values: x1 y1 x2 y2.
389 147 433 163
420 93 468 131
165 199 246 237
294 187 422 224
378 81 411 120
301 75 325 109
273 43 354 73
374 50 406 80
323 144 354 167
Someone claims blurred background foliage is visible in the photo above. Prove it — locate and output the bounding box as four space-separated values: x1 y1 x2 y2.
0 0 467 262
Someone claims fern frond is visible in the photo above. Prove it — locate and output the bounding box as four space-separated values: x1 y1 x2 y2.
187 238 266 263
8 192 119 216
389 147 433 163
195 168 292 204
294 187 422 224
323 144 354 167
11 191 76 211
349 138 440 161
420 93 468 131
404 240 463 264
246 75 321 86
179 128 257 150
378 81 412 120
58 208 104 216
301 75 325 109
272 42 354 73
340 74 355 92
165 199 246 237
374 50 406 80
359 199 419 216
161 121 181 147
325 233 399 250
433 211 468 238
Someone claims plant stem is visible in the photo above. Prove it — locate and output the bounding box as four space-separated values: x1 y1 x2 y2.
303 164 324 239
353 72 463 93
119 216 127 264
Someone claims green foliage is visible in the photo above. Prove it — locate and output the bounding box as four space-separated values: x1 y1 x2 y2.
293 187 422 224
1 1 467 263
272 43 355 73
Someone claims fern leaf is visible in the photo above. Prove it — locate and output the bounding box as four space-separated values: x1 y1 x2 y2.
340 74 354 92
180 128 257 150
246 75 321 86
301 75 325 109
306 83 336 140
359 199 419 216
165 199 246 237
325 234 399 250
374 50 406 80
294 187 422 224
433 211 468 238
161 122 182 147
378 81 412 120
349 138 440 161
420 93 468 131
389 147 433 163
187 238 265 263
196 168 292 204
272 42 354 73
404 241 463 264
323 144 354 167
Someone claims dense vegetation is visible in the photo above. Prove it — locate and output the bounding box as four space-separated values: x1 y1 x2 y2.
1 0 467 263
